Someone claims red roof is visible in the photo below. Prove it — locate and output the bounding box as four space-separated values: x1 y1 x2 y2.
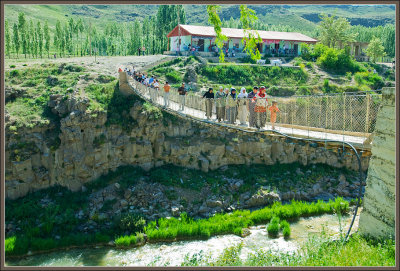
167 24 317 43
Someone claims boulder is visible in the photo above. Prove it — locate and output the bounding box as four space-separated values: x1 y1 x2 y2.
206 199 223 208
171 206 180 217
245 191 280 208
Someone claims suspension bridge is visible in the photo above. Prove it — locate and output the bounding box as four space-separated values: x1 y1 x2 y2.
119 72 381 153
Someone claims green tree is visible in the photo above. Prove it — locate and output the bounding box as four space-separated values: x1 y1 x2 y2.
366 36 386 63
44 20 50 58
239 5 262 62
13 23 20 58
18 12 27 58
77 18 85 56
37 21 43 58
207 5 228 63
5 20 11 58
318 13 357 49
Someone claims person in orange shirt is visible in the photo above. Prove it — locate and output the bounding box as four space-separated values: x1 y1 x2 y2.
163 81 171 107
268 101 280 130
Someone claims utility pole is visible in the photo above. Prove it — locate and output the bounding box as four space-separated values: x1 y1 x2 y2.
178 7 181 54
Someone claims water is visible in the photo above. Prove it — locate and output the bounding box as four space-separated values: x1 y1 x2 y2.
5 212 359 267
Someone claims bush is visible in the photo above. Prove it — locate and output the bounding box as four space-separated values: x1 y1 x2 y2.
165 70 182 83
119 213 146 233
354 71 384 90
300 43 313 61
297 86 311 95
9 65 16 68
267 217 280 238
10 69 20 77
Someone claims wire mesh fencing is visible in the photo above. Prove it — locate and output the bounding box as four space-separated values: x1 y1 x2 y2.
127 74 382 144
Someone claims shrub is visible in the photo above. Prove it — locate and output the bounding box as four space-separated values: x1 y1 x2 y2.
165 71 182 83
354 71 384 90
297 86 311 95
9 65 16 68
267 218 280 238
10 69 20 77
119 213 146 233
5 236 16 253
93 134 107 148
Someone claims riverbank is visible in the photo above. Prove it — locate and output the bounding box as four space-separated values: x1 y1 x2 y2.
6 195 350 257
5 213 395 267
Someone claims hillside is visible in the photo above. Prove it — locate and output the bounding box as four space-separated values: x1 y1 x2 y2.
4 4 395 32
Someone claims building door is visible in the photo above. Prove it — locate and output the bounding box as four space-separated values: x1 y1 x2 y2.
198 39 204 51
355 45 359 56
275 43 279 50
293 44 298 55
257 43 263 53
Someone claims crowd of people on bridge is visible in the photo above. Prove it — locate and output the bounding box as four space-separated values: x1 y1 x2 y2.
201 85 281 130
120 66 281 130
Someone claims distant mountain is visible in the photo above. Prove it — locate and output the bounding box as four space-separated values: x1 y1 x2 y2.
5 4 395 31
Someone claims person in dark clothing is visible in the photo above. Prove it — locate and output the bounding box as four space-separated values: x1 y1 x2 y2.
178 83 187 111
203 88 215 120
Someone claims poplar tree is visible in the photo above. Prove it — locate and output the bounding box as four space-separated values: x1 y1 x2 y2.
18 12 27 58
5 19 11 58
44 20 50 58
28 20 34 58
77 19 84 56
37 21 43 58
13 23 20 58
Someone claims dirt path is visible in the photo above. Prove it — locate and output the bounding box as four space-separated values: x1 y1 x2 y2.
5 55 172 77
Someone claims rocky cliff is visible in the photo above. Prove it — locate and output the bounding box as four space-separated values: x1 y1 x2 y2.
5 79 370 200
358 87 396 239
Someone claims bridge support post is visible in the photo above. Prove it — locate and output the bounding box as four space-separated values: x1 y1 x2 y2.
358 87 395 240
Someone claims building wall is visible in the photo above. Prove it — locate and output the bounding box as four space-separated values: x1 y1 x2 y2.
358 87 395 240
170 35 192 51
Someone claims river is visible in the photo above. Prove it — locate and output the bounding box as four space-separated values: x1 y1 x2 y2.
5 212 359 267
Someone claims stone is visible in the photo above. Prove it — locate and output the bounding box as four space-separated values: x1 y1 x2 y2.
114 183 120 189
198 205 209 214
232 180 244 190
120 199 128 207
241 228 251 237
171 206 180 217
206 199 223 208
124 189 132 199
245 191 280 208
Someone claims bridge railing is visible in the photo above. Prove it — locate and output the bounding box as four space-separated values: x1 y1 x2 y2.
127 75 382 142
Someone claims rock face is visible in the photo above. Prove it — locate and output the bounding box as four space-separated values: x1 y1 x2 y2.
4 74 371 200
358 87 395 239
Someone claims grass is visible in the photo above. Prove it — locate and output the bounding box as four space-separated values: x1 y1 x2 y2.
267 217 280 237
115 233 145 248
143 198 349 243
5 63 83 128
181 233 395 266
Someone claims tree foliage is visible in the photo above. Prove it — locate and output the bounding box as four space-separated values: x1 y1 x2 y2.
5 20 11 58
239 5 262 62
207 5 228 63
317 13 357 49
366 36 386 63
